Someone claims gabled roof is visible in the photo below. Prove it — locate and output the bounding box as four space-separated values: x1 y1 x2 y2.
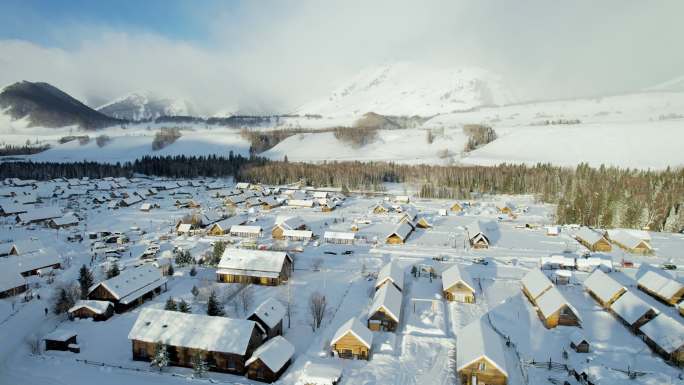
375 261 404 291
608 230 652 250
369 282 402 322
210 215 247 231
638 271 684 300
68 300 113 315
638 315 684 354
128 308 258 355
50 213 79 227
89 266 166 305
386 222 413 241
323 231 355 241
177 223 192 233
250 297 286 329
17 207 62 223
245 336 294 371
521 269 553 300
536 287 581 322
0 262 26 293
610 291 658 325
569 330 588 346
456 317 508 376
442 264 476 294
230 225 262 234
330 318 372 349
575 227 606 245
218 249 292 278
274 216 306 231
583 269 626 304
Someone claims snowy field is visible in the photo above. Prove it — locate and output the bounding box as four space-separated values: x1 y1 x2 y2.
0 179 683 385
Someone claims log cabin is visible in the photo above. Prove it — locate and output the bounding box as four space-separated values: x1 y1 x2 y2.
442 264 477 303
128 308 263 374
44 330 78 352
574 227 612 252
330 318 372 360
609 291 659 332
449 202 463 212
87 266 167 313
583 269 626 308
637 271 684 306
385 222 413 245
217 249 293 286
607 230 653 254
535 287 582 328
230 225 263 238
457 318 508 385
569 331 590 353
68 300 114 321
375 261 404 292
207 215 248 236
467 221 490 249
272 216 307 240
638 314 684 367
520 269 553 305
245 336 295 383
368 283 402 332
248 298 286 340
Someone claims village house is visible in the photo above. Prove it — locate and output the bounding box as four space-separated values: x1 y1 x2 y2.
385 222 413 244
456 318 508 385
0 264 27 298
259 196 281 210
637 270 684 305
467 221 491 249
176 223 193 236
609 290 659 331
68 300 114 321
245 336 295 383
638 314 684 366
535 287 582 328
230 225 263 238
287 199 315 208
128 308 263 374
367 283 402 332
217 249 293 286
520 269 554 305
607 230 653 254
207 215 248 236
442 264 477 303
43 330 78 352
449 202 463 212
330 318 372 360
6 248 61 276
47 213 80 229
248 298 286 340
323 231 355 245
272 216 308 239
87 266 168 313
375 261 404 292
16 207 62 225
540 255 576 271
574 227 612 252
0 202 28 216
372 201 393 214
583 269 627 308
283 229 314 242
569 331 590 353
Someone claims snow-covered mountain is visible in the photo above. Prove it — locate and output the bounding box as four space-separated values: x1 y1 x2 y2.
97 91 195 121
296 62 515 117
645 75 684 92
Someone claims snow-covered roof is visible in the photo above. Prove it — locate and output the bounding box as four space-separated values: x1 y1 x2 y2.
466 221 489 240
288 199 314 207
575 227 605 245
230 225 262 234
456 317 508 376
376 261 404 291
250 298 286 329
218 249 292 277
521 269 553 300
245 336 294 371
638 271 683 300
50 213 79 226
536 287 581 322
369 282 402 322
211 215 247 230
386 221 413 241
201 211 222 226
10 238 43 255
298 361 343 385
638 315 684 354
610 291 658 325
0 262 26 293
0 202 27 214
442 264 476 293
569 330 588 346
68 300 113 315
177 223 192 233
43 329 77 342
3 248 60 274
90 266 166 304
608 230 651 250
323 231 355 241
140 203 152 211
274 216 306 231
128 308 258 355
330 318 372 349
540 255 575 269
283 229 313 239
17 207 62 223
583 269 626 304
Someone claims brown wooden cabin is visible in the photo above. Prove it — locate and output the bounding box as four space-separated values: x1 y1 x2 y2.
571 340 589 353
330 318 372 360
217 249 293 286
246 336 294 383
130 309 263 375
68 300 114 321
536 287 582 329
87 266 167 313
44 331 77 352
248 298 286 340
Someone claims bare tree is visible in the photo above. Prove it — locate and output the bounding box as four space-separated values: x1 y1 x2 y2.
237 283 253 315
25 335 42 355
308 291 327 331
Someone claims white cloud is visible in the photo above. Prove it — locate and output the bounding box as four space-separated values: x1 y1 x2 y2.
0 0 682 115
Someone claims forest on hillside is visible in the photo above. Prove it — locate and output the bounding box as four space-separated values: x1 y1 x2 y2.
1 157 682 232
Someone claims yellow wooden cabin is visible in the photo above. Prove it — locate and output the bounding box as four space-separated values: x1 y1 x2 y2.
330 318 372 360
457 319 508 385
442 265 476 303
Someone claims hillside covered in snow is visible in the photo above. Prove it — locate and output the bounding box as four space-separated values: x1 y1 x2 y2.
97 91 195 121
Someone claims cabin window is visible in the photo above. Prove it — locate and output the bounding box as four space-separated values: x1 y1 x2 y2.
478 361 486 371
138 346 148 358
227 359 236 370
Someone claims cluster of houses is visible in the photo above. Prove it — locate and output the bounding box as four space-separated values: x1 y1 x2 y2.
574 227 653 254
218 183 345 213
371 202 432 245
0 239 62 298
583 269 684 365
521 269 582 329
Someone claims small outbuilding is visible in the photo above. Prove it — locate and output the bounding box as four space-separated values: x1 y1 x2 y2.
245 336 295 383
535 287 582 329
330 318 372 360
569 331 590 353
583 269 626 308
68 300 114 321
44 329 78 352
442 264 477 303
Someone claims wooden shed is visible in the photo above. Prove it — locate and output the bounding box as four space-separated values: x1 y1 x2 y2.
128 308 263 374
385 222 413 244
535 287 582 329
574 227 611 252
68 300 114 321
569 331 590 353
245 336 294 383
637 271 684 306
583 269 626 308
609 290 659 331
442 264 477 303
88 266 167 313
368 283 402 332
248 298 286 340
638 314 684 366
44 330 78 352
217 249 293 286
456 318 508 385
520 269 553 305
330 318 372 360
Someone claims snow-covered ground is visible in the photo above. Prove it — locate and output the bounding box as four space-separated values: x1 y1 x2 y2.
1 179 683 385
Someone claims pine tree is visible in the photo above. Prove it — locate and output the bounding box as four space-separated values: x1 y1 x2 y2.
78 265 94 299
165 297 177 311
212 242 226 265
151 342 169 371
107 262 120 278
192 353 208 378
167 264 174 276
178 299 191 313
191 285 200 297
206 290 224 316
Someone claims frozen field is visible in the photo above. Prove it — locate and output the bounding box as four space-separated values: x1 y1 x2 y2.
0 178 683 385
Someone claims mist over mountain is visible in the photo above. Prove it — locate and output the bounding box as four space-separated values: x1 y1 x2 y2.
97 91 195 121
